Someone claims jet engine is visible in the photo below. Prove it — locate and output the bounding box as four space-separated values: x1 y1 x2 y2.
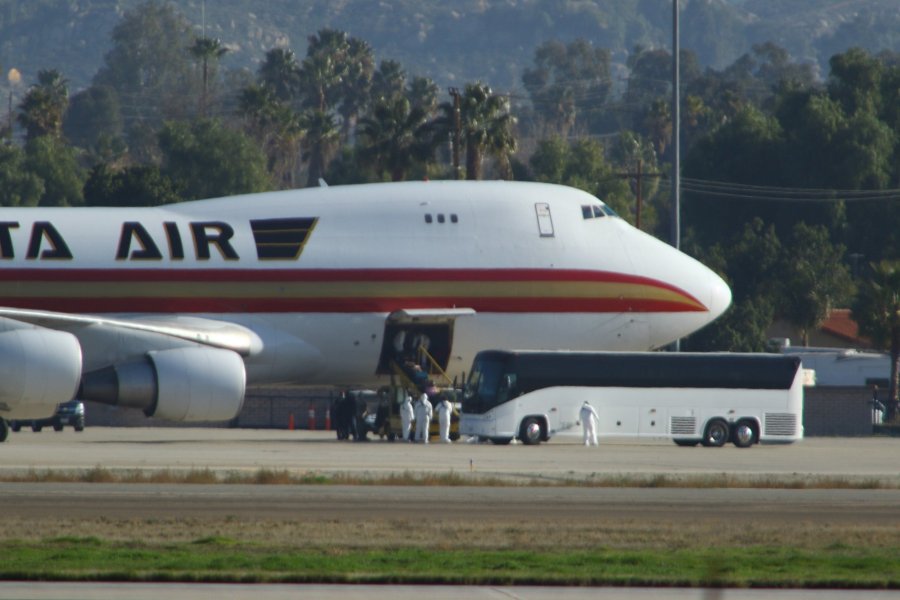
80 346 246 422
0 327 82 418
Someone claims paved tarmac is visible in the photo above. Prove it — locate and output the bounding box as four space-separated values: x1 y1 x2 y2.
1 427 899 481
1 429 899 600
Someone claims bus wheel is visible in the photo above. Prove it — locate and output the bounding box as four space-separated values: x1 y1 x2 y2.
701 419 729 447
731 422 757 448
674 439 698 447
519 418 543 445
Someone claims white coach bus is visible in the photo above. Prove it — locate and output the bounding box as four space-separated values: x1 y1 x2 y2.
459 350 805 448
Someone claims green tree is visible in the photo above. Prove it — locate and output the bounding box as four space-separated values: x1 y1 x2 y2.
828 47 884 116
357 96 432 181
24 136 84 207
0 144 44 206
258 48 302 102
239 84 303 188
529 136 632 219
853 261 900 422
93 1 196 128
17 69 68 140
370 60 406 103
437 83 516 180
522 38 611 138
298 109 339 188
83 163 180 207
683 220 782 352
778 223 854 347
158 119 271 201
63 85 124 154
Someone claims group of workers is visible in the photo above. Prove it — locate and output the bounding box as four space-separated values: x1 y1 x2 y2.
337 389 601 447
399 391 453 443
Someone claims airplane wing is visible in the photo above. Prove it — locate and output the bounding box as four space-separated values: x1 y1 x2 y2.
0 307 262 356
0 307 257 423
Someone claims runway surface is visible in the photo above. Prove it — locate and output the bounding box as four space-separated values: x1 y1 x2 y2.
1 429 898 525
1 427 899 479
2 429 900 600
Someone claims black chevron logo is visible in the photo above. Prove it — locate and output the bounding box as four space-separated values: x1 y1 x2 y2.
250 217 318 260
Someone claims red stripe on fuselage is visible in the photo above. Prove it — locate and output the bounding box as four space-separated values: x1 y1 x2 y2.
4 296 703 314
0 268 707 314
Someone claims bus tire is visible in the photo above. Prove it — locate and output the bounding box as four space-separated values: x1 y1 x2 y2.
731 421 757 448
701 419 729 447
674 439 698 447
519 417 543 445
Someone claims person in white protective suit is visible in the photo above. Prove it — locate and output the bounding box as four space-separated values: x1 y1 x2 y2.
414 393 433 443
436 397 453 443
399 392 415 442
580 401 600 446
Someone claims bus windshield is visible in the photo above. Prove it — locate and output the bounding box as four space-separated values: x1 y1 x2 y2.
463 355 506 414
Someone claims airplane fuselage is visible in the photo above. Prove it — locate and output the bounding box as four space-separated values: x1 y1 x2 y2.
0 181 731 421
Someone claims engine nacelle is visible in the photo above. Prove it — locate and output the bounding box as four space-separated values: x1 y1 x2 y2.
80 346 246 422
0 328 82 419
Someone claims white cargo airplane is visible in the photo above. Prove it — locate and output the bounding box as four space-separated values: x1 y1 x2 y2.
0 180 731 440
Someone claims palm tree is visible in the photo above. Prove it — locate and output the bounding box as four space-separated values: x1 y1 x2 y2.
189 37 228 118
239 84 303 188
299 109 339 187
853 260 900 422
437 83 516 180
18 69 69 140
357 96 432 181
258 48 302 102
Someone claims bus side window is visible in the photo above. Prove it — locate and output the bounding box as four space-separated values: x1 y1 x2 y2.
498 373 517 403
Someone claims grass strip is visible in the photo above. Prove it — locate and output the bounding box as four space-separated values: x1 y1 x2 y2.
1 467 897 489
1 539 899 588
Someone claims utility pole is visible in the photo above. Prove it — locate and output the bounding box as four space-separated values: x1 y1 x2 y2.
448 87 462 180
613 159 663 231
671 0 680 250
671 0 681 352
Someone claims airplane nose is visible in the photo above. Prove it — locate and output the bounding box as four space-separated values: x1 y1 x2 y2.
707 272 732 321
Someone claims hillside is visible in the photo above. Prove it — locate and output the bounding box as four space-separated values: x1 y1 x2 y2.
1 0 899 96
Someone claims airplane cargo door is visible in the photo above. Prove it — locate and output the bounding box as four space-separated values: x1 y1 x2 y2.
376 308 475 377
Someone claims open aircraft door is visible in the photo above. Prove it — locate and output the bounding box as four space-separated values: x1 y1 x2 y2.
376 308 475 377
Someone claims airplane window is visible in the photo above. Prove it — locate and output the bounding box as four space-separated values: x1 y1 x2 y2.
451 214 458 223
437 214 445 223
581 205 593 219
425 214 433 223
592 205 605 218
601 205 619 217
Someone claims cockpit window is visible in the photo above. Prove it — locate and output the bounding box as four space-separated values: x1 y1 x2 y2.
582 203 613 220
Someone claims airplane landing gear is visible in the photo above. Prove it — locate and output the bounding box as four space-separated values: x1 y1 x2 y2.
0 419 9 443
